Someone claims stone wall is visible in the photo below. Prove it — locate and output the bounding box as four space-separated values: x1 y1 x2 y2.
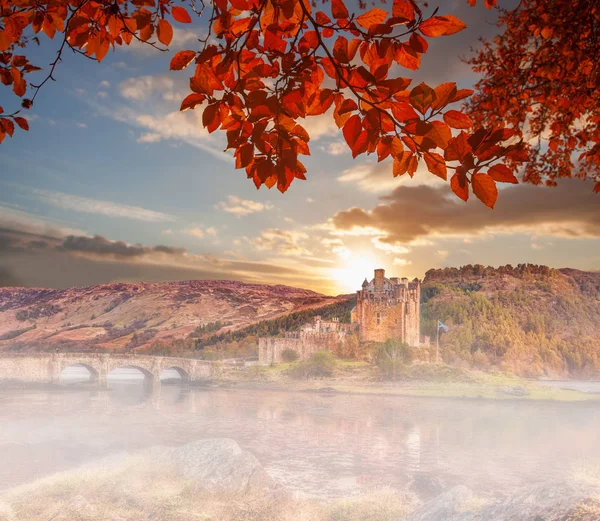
258 332 350 363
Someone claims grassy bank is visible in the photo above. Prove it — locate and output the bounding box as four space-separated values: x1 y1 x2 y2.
0 457 418 521
216 361 600 402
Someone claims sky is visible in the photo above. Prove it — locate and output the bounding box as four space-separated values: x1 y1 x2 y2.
1 1 599 295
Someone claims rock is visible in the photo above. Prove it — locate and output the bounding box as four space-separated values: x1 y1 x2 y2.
471 481 598 521
409 472 446 501
164 438 277 494
495 385 530 397
401 481 599 521
400 485 473 521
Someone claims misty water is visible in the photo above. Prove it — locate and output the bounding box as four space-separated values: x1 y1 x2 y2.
1 368 600 500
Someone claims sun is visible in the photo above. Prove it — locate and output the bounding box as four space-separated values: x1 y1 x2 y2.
332 253 380 294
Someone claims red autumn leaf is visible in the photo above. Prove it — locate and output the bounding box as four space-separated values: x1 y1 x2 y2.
331 0 349 19
180 93 205 111
202 103 220 132
488 164 518 184
472 173 498 208
355 8 388 30
431 82 457 111
420 15 466 37
452 88 474 103
170 50 196 70
443 110 473 129
1 118 14 136
13 116 29 130
172 6 192 24
409 82 435 115
342 114 362 150
424 151 447 180
157 19 173 46
395 44 420 70
450 172 469 202
392 0 415 21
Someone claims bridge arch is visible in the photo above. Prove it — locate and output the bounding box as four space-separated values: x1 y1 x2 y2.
160 366 190 384
59 363 99 384
107 364 154 383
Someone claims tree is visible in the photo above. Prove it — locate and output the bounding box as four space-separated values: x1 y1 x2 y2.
2 0 585 206
467 0 600 192
374 338 413 380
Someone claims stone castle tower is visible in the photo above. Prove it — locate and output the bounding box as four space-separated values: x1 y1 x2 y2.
352 268 420 346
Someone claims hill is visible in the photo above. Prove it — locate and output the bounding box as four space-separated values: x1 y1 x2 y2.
0 280 347 354
421 265 600 378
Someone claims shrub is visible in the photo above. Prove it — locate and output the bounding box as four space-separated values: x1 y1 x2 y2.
375 339 414 380
288 350 336 379
281 348 300 362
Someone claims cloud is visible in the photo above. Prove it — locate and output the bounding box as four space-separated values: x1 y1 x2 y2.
330 180 600 247
76 122 88 128
337 161 446 194
216 195 273 216
321 140 347 156
29 187 176 223
119 75 181 102
184 227 206 239
251 228 311 256
60 235 186 257
298 112 339 141
99 80 111 88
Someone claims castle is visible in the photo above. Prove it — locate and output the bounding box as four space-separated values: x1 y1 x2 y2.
352 268 421 345
258 269 421 363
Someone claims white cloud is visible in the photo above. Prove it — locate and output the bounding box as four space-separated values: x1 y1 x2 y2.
76 122 88 128
99 80 111 88
393 258 412 266
97 91 108 98
29 187 175 223
216 195 273 216
184 227 205 239
251 228 311 256
338 161 446 194
119 75 180 101
322 140 347 156
205 227 218 236
298 112 339 141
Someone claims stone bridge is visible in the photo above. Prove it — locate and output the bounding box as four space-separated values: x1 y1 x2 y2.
0 353 220 387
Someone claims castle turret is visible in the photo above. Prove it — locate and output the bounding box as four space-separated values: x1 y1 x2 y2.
374 269 385 292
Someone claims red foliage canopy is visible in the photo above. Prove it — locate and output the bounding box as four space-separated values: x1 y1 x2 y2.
3 0 585 207
467 0 600 193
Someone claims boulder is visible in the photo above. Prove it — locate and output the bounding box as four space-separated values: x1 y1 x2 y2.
401 481 599 521
400 485 474 521
162 438 277 494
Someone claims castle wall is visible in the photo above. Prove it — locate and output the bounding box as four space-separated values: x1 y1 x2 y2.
258 330 353 364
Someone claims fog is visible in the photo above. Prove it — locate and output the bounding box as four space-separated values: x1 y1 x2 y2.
1 371 600 507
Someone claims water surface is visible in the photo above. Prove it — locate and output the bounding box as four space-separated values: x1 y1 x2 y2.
1 379 599 498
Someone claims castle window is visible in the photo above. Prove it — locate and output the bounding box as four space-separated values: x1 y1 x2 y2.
376 312 381 326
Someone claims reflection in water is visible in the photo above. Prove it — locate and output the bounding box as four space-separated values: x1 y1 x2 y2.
0 386 599 498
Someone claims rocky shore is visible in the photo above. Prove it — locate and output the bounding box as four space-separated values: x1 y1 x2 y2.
0 438 598 521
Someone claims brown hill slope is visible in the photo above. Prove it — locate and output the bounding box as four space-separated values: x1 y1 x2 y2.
0 280 345 353
422 265 600 378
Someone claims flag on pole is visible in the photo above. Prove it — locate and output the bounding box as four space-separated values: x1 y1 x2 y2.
437 320 449 333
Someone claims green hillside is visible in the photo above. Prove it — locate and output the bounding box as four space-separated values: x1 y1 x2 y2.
421 265 600 378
